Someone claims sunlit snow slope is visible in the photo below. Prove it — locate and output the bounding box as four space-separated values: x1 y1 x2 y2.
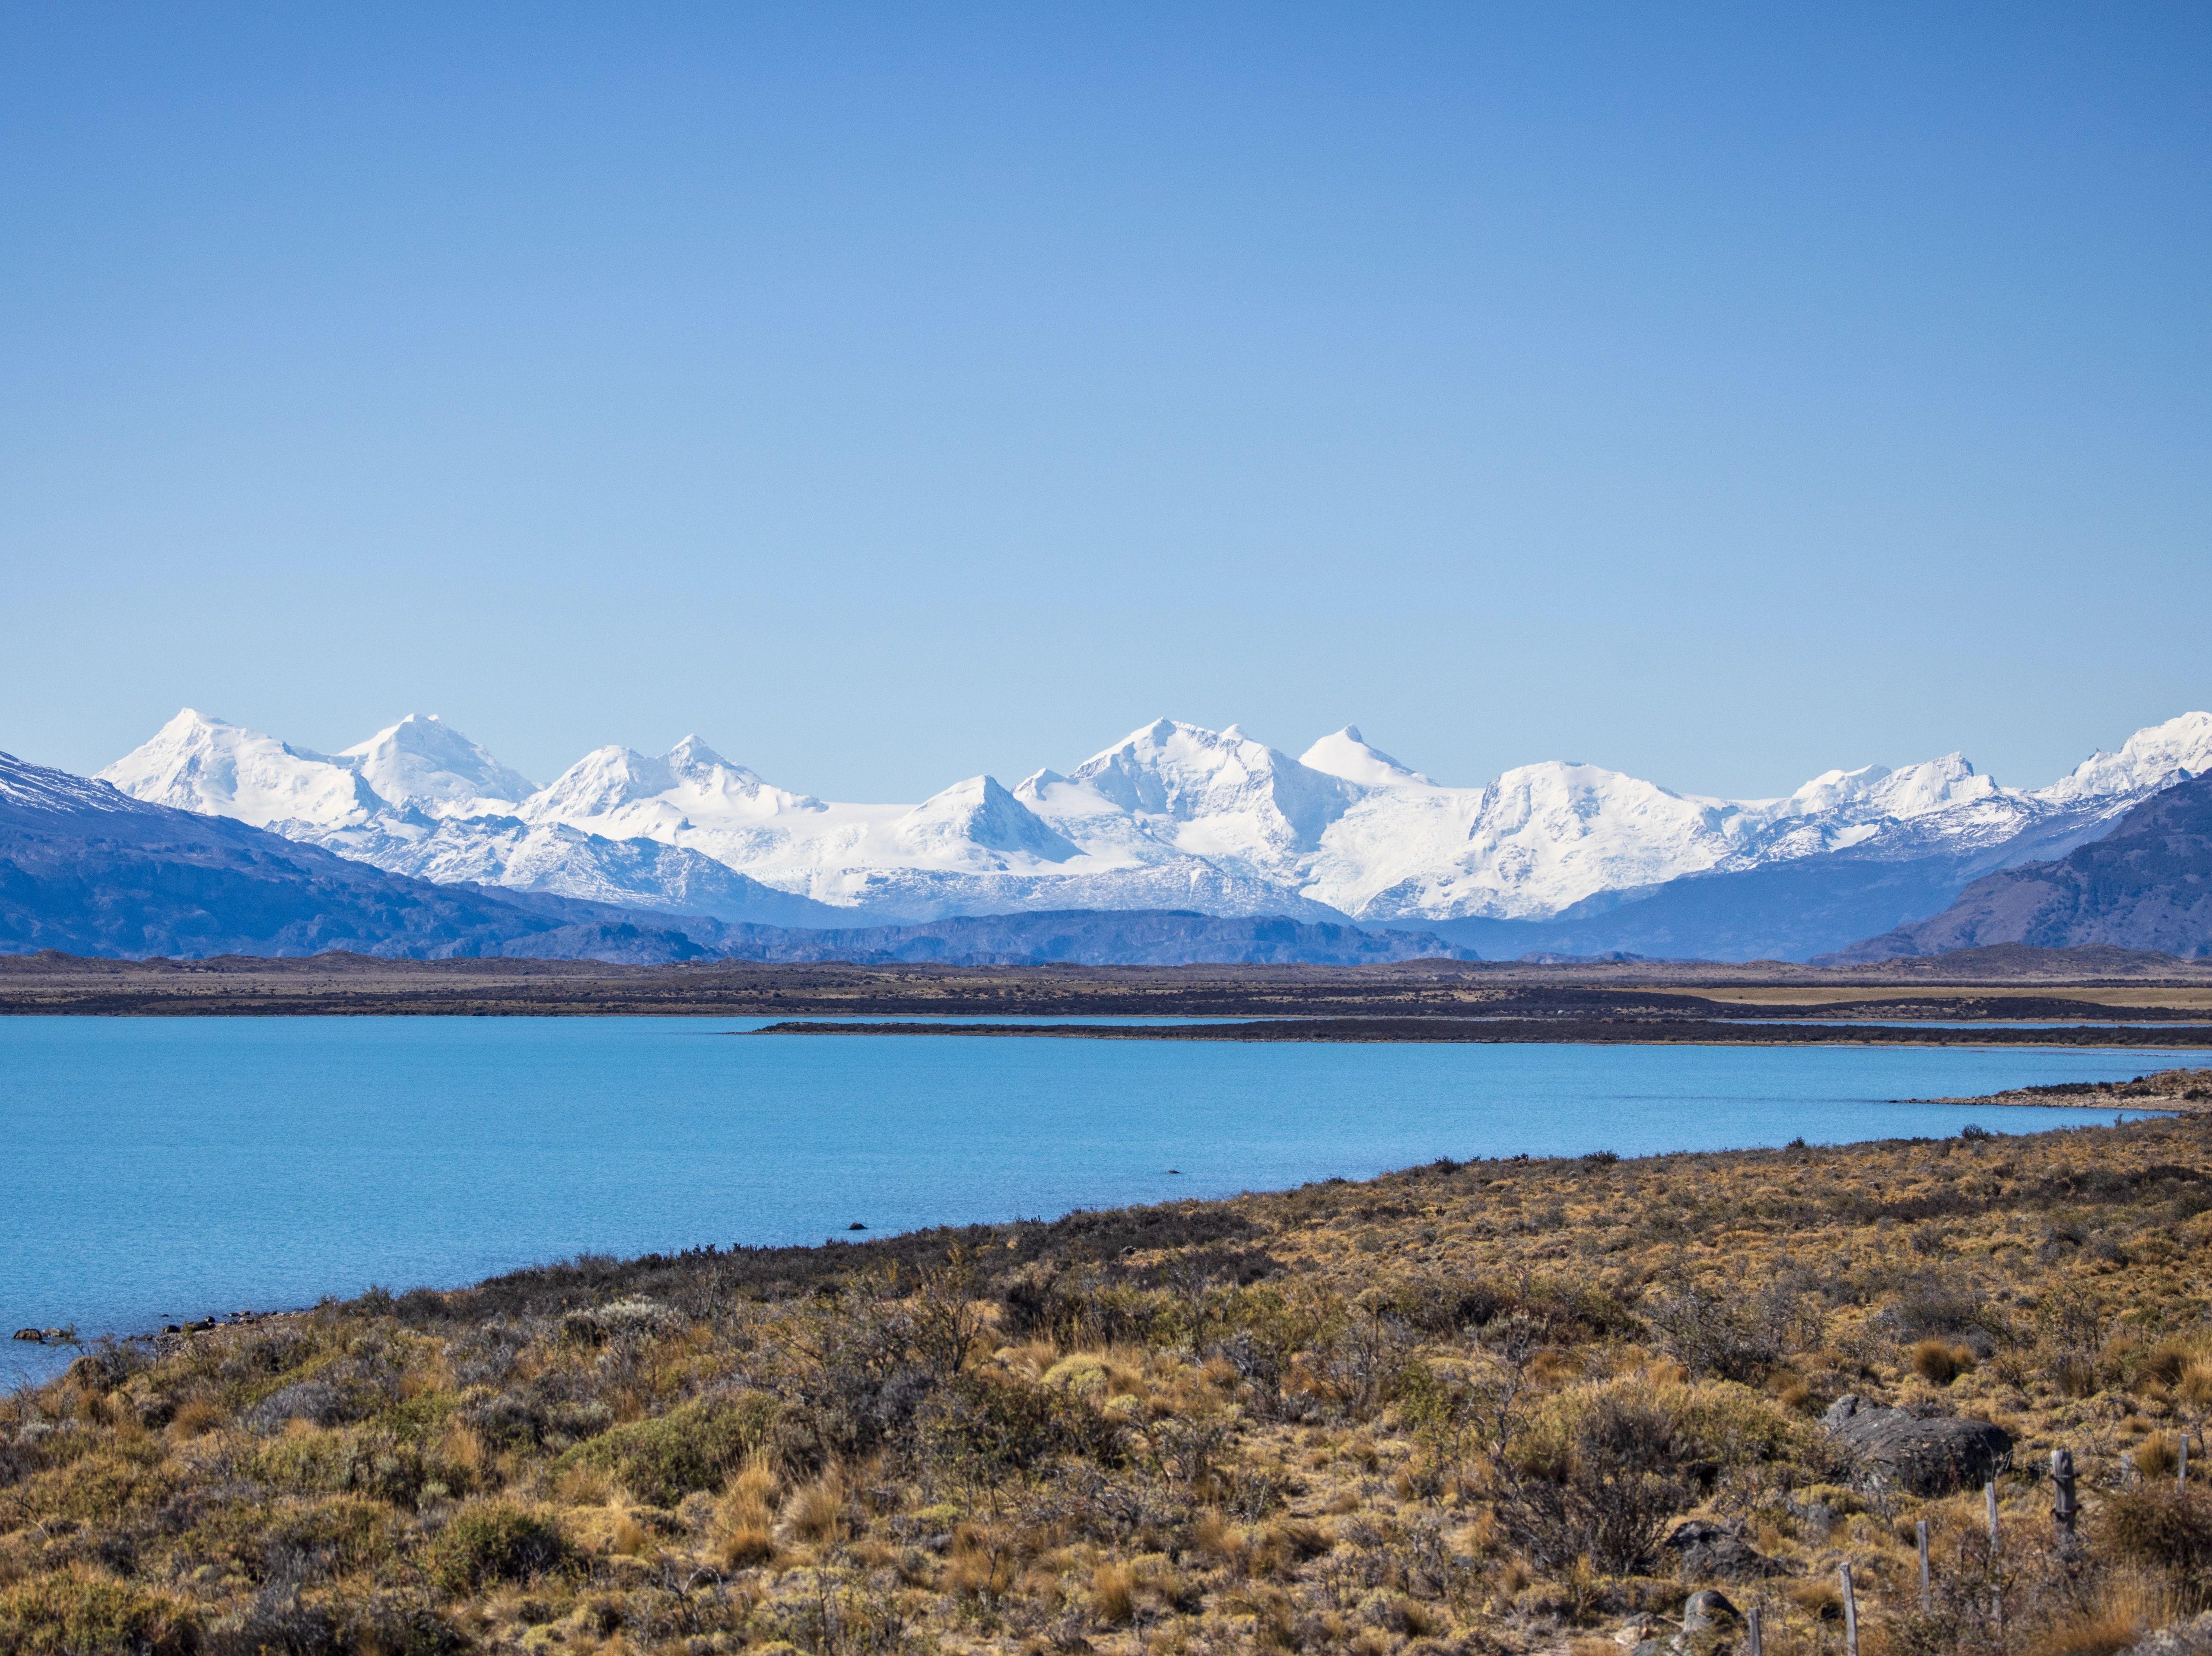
98 709 2212 956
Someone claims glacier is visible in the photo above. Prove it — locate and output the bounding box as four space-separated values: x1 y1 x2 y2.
96 707 2212 958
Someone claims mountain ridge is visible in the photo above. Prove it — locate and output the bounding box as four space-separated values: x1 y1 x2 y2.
92 707 2212 960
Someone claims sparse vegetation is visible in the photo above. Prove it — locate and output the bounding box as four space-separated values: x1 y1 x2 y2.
4 1111 2211 1652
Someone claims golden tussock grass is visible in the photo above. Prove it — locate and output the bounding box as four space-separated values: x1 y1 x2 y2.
713 1454 780 1567
781 1468 847 1545
1910 1337 1977 1385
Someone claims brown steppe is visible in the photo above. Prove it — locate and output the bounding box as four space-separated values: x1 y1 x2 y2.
6 1098 2211 1655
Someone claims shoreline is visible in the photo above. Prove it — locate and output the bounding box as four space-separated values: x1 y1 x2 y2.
11 1107 2212 1653
754 1014 2212 1049
1904 1065 2212 1114
15 1073 2202 1367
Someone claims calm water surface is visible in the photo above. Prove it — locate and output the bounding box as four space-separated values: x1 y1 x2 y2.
3 1016 2197 1385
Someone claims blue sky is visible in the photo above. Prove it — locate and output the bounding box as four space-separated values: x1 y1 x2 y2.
3 4 2206 800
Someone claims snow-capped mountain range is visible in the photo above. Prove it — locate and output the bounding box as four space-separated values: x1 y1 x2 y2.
97 708 2212 957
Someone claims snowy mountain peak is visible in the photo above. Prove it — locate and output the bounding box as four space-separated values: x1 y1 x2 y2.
521 738 821 838
1068 718 1362 871
665 734 743 777
89 704 2212 950
1783 752 1993 821
2045 711 2212 803
894 776 1080 868
340 714 536 820
1300 726 1433 788
99 709 382 831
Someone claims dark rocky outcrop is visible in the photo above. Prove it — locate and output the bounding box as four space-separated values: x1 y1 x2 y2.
1663 1519 1792 1580
1823 1394 2014 1494
1829 774 2212 963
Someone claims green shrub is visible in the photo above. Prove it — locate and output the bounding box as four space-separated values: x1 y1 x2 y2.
425 1501 567 1593
0 1570 198 1656
553 1391 782 1505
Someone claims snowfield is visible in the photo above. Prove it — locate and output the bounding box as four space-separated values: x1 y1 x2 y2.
98 707 2212 936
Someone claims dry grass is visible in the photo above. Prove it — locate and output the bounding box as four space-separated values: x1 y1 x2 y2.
6 1110 2212 1653
1911 1337 1977 1385
714 1454 781 1567
782 1468 847 1545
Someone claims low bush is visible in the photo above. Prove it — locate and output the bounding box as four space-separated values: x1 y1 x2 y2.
1642 1284 1781 1383
1495 1384 1696 1575
2101 1487 2212 1591
553 1390 782 1505
0 1570 198 1656
916 1372 1124 1482
424 1501 568 1593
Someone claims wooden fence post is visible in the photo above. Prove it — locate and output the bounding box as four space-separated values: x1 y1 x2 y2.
2180 1431 2190 1488
1745 1602 1764 1656
1986 1479 2000 1545
2052 1447 2078 1545
1840 1563 1860 1656
1917 1517 1932 1610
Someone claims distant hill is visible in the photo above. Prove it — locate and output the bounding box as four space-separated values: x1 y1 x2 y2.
706 909 1463 967
1824 773 2212 962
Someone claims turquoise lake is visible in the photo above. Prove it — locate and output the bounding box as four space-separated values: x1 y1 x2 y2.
3 1016 2199 1386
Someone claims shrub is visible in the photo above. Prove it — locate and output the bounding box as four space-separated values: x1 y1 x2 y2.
1643 1284 1780 1383
916 1372 1122 1483
2100 1486 2212 1586
424 1501 567 1594
557 1298 684 1345
1494 1386 1695 1575
553 1391 782 1505
0 1570 198 1656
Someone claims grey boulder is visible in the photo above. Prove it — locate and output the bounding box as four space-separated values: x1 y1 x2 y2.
1823 1394 2013 1495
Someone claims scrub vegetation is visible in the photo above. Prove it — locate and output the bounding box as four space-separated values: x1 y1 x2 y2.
6 1110 2212 1654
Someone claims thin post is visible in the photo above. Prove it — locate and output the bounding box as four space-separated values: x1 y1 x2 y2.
1986 1479 2000 1546
1745 1602 1763 1656
2181 1431 2190 1488
1917 1517 1932 1610
2052 1447 2079 1545
1840 1563 1861 1656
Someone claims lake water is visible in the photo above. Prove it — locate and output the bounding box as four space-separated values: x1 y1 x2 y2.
3 1016 2199 1386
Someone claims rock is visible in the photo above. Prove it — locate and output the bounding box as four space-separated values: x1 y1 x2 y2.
1823 1393 2013 1495
2128 1613 2212 1654
1681 1589 1740 1633
1664 1518 1792 1580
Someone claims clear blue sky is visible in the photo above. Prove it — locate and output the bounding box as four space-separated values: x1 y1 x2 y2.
3 4 2206 801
